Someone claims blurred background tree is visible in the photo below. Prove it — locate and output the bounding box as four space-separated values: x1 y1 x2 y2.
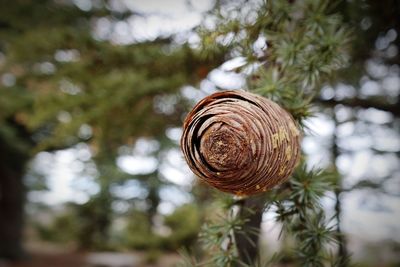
0 0 224 259
0 0 399 266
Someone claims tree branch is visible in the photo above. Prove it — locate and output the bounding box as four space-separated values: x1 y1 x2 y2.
318 98 400 118
233 195 265 266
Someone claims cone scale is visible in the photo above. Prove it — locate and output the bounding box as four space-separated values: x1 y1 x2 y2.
181 90 301 196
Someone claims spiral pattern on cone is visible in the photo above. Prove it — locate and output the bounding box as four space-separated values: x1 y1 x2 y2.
181 90 301 196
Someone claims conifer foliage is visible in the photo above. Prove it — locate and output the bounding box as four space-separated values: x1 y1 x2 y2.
179 1 351 266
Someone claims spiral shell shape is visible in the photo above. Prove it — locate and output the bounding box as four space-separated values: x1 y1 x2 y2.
181 90 301 196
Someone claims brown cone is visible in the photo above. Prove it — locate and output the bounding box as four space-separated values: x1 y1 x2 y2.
181 90 301 196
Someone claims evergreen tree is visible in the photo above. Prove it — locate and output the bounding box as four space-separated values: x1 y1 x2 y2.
181 1 351 266
181 0 400 266
0 0 223 257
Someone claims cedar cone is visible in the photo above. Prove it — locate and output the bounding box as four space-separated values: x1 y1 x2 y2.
181 90 301 196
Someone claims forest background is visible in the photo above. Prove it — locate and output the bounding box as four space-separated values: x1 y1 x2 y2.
0 0 399 266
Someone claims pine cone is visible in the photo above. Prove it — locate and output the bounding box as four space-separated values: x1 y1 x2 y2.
181 90 301 196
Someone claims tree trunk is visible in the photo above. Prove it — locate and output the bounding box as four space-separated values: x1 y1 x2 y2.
234 195 265 266
335 189 348 266
332 110 348 266
0 141 26 260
